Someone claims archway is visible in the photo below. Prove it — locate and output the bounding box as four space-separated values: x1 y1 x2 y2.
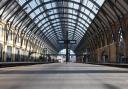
57 49 76 63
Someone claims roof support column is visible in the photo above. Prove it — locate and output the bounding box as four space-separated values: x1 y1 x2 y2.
66 30 69 63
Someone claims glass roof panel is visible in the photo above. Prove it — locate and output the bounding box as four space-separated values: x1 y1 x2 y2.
16 0 105 50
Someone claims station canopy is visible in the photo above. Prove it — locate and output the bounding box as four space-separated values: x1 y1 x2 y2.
5 0 105 50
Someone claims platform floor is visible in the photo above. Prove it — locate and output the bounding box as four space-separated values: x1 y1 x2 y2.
0 63 128 89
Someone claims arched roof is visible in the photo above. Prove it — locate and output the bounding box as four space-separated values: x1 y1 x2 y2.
75 0 128 53
0 0 105 51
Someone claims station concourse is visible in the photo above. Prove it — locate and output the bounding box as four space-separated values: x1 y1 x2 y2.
0 0 128 89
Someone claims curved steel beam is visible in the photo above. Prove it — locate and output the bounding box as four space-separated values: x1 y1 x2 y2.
27 12 92 39
33 14 89 33
40 24 85 42
27 0 98 15
38 20 86 36
27 4 96 24
13 3 99 42
6 0 33 22
0 0 13 10
15 0 101 42
14 0 100 36
20 7 94 33
18 0 100 12
35 21 85 35
44 26 84 39
2 0 109 51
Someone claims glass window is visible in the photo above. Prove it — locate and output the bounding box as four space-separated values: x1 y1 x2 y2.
16 0 105 47
7 31 12 41
46 3 52 9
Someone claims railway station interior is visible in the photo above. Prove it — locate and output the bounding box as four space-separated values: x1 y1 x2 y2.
0 0 128 89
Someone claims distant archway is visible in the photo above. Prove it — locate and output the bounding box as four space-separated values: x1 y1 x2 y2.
57 49 76 63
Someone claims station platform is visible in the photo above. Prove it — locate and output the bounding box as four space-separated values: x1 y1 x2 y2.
93 63 128 68
0 63 128 89
0 62 45 68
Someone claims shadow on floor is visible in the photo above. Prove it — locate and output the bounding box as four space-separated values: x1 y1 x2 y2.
104 84 120 89
0 69 128 74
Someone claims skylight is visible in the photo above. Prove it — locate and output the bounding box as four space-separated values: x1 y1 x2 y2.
17 0 105 50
